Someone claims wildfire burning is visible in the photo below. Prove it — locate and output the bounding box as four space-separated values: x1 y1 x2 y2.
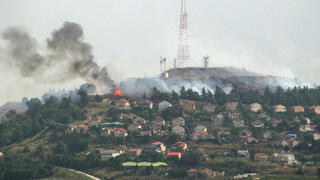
114 87 122 97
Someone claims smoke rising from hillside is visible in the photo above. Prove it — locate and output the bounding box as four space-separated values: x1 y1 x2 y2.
1 22 114 87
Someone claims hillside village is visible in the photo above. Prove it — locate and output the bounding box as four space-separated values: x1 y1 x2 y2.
1 86 320 179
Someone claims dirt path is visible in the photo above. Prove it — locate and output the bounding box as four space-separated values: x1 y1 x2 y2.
67 168 101 180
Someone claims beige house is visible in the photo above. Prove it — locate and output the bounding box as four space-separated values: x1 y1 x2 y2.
249 103 262 112
273 104 287 112
274 152 298 166
179 100 196 111
138 100 153 109
309 106 320 114
291 105 305 113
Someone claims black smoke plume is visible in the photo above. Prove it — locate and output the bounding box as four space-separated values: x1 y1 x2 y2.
1 22 114 87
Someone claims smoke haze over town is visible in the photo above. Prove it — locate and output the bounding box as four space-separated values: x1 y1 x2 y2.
0 0 320 104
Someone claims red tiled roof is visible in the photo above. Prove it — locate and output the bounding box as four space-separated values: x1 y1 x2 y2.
152 141 164 145
128 149 139 152
117 128 127 133
167 152 180 156
188 169 198 173
203 168 213 173
79 125 89 131
232 113 240 115
96 148 106 153
255 153 267 156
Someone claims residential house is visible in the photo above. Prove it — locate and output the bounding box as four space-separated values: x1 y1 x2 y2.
153 117 166 126
116 99 131 110
194 125 207 133
291 105 305 113
202 103 216 112
114 128 128 137
127 149 142 156
120 113 137 120
238 150 249 157
139 130 151 136
187 169 198 178
153 130 169 137
99 149 121 160
133 116 147 124
112 145 128 154
0 152 3 158
179 100 196 111
192 132 214 141
252 120 264 128
255 153 268 161
309 106 320 114
249 103 262 112
201 168 214 177
172 117 185 127
280 139 299 147
274 151 298 166
172 126 186 138
167 152 181 160
144 142 166 153
152 121 163 131
273 104 287 112
211 113 224 126
225 102 239 111
128 123 142 132
76 125 89 134
100 128 113 137
232 119 245 127
299 118 314 132
138 100 153 109
171 142 188 152
159 101 172 111
313 133 320 141
247 137 259 144
263 130 273 140
228 112 240 119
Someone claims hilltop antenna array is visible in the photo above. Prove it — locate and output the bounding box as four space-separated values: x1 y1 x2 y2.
177 0 190 68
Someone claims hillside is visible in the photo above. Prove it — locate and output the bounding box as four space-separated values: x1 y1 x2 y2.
1 87 320 179
164 67 314 91
120 66 315 97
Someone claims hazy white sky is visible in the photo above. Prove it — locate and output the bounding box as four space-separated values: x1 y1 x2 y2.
0 0 320 104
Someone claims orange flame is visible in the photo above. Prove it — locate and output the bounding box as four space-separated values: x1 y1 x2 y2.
114 87 122 97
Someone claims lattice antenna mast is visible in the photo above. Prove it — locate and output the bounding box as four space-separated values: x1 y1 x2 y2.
177 0 190 68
